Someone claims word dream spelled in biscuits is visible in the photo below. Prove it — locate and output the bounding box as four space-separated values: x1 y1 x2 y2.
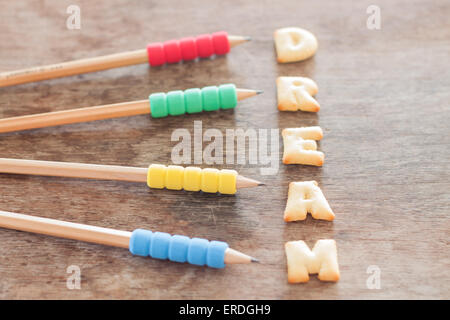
274 27 341 283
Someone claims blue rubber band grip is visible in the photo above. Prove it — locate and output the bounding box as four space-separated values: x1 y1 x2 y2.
129 229 229 268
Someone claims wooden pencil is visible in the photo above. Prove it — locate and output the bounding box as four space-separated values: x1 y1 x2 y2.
0 209 258 265
0 88 262 134
0 158 263 190
0 35 250 87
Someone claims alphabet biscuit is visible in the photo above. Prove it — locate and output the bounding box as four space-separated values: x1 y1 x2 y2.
282 127 324 166
277 76 319 112
285 239 340 283
284 181 334 221
274 27 318 63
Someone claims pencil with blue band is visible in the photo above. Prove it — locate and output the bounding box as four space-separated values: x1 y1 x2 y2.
0 158 264 194
0 210 258 268
0 31 251 87
0 84 262 133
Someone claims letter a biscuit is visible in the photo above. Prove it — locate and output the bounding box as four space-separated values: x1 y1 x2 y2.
284 181 334 221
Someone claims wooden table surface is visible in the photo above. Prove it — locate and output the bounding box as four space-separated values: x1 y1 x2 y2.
0 0 448 299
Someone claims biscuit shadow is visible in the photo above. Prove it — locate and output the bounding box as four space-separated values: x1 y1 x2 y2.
274 56 317 79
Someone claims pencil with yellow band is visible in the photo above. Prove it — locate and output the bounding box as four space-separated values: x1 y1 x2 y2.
0 158 263 194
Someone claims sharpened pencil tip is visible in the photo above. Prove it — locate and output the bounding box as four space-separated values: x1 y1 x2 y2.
244 36 252 41
256 90 264 95
236 176 263 189
258 182 266 186
251 257 260 263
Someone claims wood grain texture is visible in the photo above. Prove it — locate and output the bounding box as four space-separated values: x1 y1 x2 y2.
0 0 449 299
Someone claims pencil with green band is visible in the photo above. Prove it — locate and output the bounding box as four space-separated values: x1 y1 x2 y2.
0 84 262 134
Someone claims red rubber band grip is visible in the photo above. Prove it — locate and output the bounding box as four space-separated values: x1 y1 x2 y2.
147 31 230 66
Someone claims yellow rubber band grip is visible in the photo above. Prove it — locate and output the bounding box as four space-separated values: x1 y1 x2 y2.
218 169 237 194
165 165 184 190
147 164 237 194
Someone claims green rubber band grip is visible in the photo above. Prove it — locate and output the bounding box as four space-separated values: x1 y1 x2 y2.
201 86 220 111
149 84 238 118
167 90 185 116
219 84 238 109
149 93 168 118
184 88 203 114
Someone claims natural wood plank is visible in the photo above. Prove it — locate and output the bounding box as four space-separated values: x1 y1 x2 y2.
0 0 448 299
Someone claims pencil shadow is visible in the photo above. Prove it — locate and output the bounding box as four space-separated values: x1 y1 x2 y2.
144 54 234 89
140 187 258 244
